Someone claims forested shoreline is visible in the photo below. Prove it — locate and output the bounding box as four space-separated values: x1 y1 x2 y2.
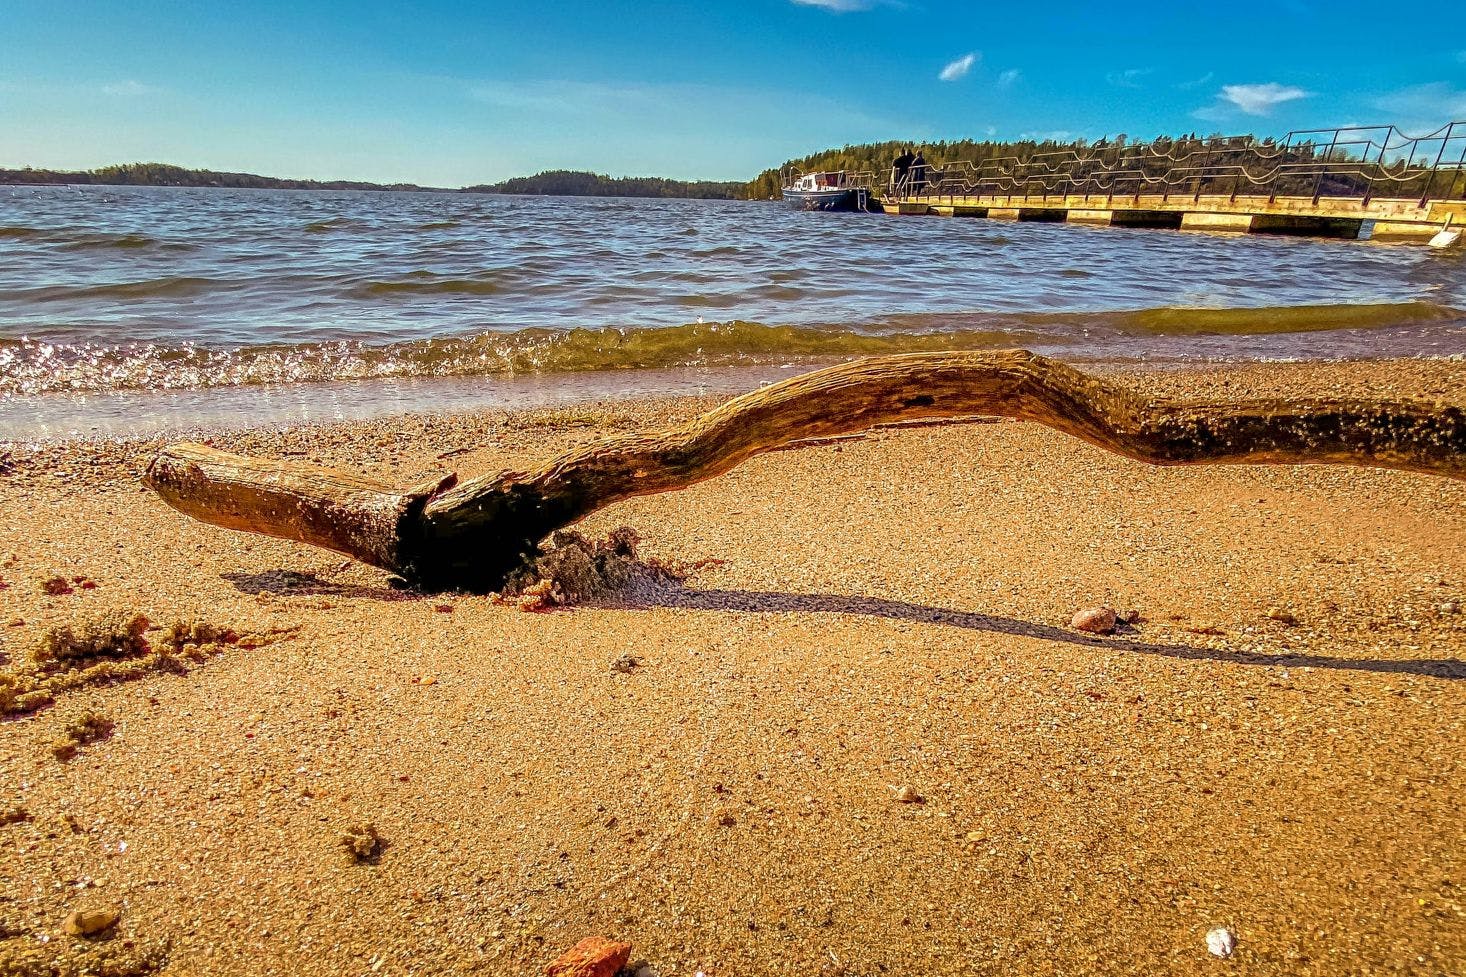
7 130 1461 202
0 162 438 191
464 170 742 198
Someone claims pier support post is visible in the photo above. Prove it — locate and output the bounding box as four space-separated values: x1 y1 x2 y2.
1181 212 1255 233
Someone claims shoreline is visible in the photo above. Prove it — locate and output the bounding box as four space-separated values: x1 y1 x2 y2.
1 356 1463 975
4 349 1466 444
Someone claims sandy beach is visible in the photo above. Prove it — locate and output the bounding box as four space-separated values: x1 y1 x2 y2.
1 357 1463 976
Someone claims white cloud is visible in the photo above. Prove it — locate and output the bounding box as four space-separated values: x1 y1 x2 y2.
996 69 1020 89
1105 68 1152 89
1179 71 1214 90
100 80 157 97
1219 82 1310 115
939 53 977 82
791 0 876 10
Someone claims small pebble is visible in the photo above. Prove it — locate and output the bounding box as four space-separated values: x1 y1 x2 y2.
546 935 632 977
1266 607 1297 625
1440 601 1460 615
1205 926 1236 958
610 654 641 674
62 907 119 937
1071 607 1117 634
892 785 923 804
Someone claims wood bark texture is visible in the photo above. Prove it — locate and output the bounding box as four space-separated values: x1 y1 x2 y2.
144 350 1466 591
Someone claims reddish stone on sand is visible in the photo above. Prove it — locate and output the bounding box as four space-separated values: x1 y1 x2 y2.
1071 606 1118 634
546 936 632 977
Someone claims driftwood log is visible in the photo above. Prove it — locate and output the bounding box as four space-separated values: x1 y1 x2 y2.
144 350 1465 592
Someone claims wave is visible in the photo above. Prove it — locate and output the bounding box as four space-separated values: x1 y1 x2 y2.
1 301 1457 396
0 226 175 250
1112 301 1458 336
5 276 223 303
355 272 504 297
303 217 368 233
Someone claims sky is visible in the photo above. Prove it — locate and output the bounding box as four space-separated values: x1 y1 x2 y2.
1 0 1463 186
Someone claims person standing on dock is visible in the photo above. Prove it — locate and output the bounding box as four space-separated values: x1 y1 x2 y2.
911 149 928 195
892 146 914 195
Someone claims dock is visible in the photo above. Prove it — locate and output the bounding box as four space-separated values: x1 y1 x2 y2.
870 122 1466 245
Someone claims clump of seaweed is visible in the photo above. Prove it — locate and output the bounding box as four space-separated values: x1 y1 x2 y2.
1 611 292 717
342 822 384 863
495 528 680 611
156 619 238 659
50 711 114 761
34 612 150 671
0 673 52 715
39 576 74 596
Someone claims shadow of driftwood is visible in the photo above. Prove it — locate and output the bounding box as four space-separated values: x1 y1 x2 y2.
223 570 420 602
618 584 1465 681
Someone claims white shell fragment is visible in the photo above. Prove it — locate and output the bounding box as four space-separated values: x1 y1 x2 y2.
1205 926 1236 958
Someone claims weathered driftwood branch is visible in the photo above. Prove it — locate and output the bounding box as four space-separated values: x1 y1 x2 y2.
144 350 1465 591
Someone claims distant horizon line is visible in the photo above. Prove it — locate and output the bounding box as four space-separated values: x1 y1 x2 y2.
0 161 750 193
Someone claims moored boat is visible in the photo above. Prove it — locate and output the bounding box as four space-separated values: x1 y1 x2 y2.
781 170 870 211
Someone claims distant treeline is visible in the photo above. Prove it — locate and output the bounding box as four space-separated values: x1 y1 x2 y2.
746 133 1466 201
746 138 1088 199
0 162 743 199
0 162 438 192
464 170 743 199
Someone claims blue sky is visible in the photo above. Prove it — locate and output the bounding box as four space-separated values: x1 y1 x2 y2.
1 0 1462 185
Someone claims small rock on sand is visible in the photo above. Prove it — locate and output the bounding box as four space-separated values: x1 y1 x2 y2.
1071 607 1117 634
610 654 641 674
545 936 632 977
63 907 119 937
341 823 383 862
1205 926 1236 958
892 785 923 804
1266 607 1297 625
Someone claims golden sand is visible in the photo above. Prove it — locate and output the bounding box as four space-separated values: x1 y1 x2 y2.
0 358 1463 975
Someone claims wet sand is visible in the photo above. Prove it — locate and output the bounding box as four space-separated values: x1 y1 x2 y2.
1 358 1463 976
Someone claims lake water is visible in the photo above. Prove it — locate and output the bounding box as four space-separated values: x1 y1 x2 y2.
2 185 1463 438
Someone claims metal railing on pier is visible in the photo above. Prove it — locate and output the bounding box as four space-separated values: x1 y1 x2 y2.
882 121 1466 207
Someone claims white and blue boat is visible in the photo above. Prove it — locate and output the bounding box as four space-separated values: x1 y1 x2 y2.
782 171 871 211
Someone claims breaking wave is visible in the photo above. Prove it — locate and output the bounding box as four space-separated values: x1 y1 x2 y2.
1 301 1458 395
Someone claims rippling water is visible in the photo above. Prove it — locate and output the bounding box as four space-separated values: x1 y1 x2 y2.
1 185 1463 436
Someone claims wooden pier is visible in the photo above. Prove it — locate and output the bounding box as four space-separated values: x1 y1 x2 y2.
856 121 1466 245
882 191 1466 243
